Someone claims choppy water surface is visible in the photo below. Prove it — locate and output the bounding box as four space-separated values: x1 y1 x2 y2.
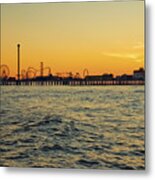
0 86 144 169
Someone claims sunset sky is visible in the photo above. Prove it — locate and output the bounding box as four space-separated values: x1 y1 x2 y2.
1 1 144 77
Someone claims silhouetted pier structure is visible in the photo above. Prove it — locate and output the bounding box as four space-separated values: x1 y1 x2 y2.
0 67 145 86
0 78 144 86
0 44 145 86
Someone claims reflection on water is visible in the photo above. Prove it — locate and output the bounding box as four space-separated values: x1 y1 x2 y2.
0 86 145 169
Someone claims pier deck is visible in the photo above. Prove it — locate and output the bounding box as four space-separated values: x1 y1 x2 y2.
0 80 144 86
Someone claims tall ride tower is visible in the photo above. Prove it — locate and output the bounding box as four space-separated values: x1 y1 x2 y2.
17 44 20 84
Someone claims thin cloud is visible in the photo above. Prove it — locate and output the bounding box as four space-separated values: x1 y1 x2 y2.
101 52 140 60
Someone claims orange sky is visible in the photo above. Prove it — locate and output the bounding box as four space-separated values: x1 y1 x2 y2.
1 1 144 77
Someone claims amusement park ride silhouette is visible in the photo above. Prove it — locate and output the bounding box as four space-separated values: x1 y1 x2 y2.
0 44 144 86
0 63 89 80
0 44 89 82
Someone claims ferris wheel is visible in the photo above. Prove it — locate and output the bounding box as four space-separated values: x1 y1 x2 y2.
0 64 10 79
26 67 37 79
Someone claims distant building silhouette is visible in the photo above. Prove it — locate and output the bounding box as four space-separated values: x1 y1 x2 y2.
133 68 145 80
85 75 102 81
85 73 113 81
102 74 113 81
116 74 133 81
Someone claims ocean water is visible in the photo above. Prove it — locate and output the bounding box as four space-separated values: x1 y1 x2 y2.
0 86 145 169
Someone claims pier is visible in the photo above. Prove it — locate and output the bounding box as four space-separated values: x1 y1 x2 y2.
0 79 144 86
0 44 145 86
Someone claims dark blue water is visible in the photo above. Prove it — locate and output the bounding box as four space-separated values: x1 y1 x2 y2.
0 86 145 169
